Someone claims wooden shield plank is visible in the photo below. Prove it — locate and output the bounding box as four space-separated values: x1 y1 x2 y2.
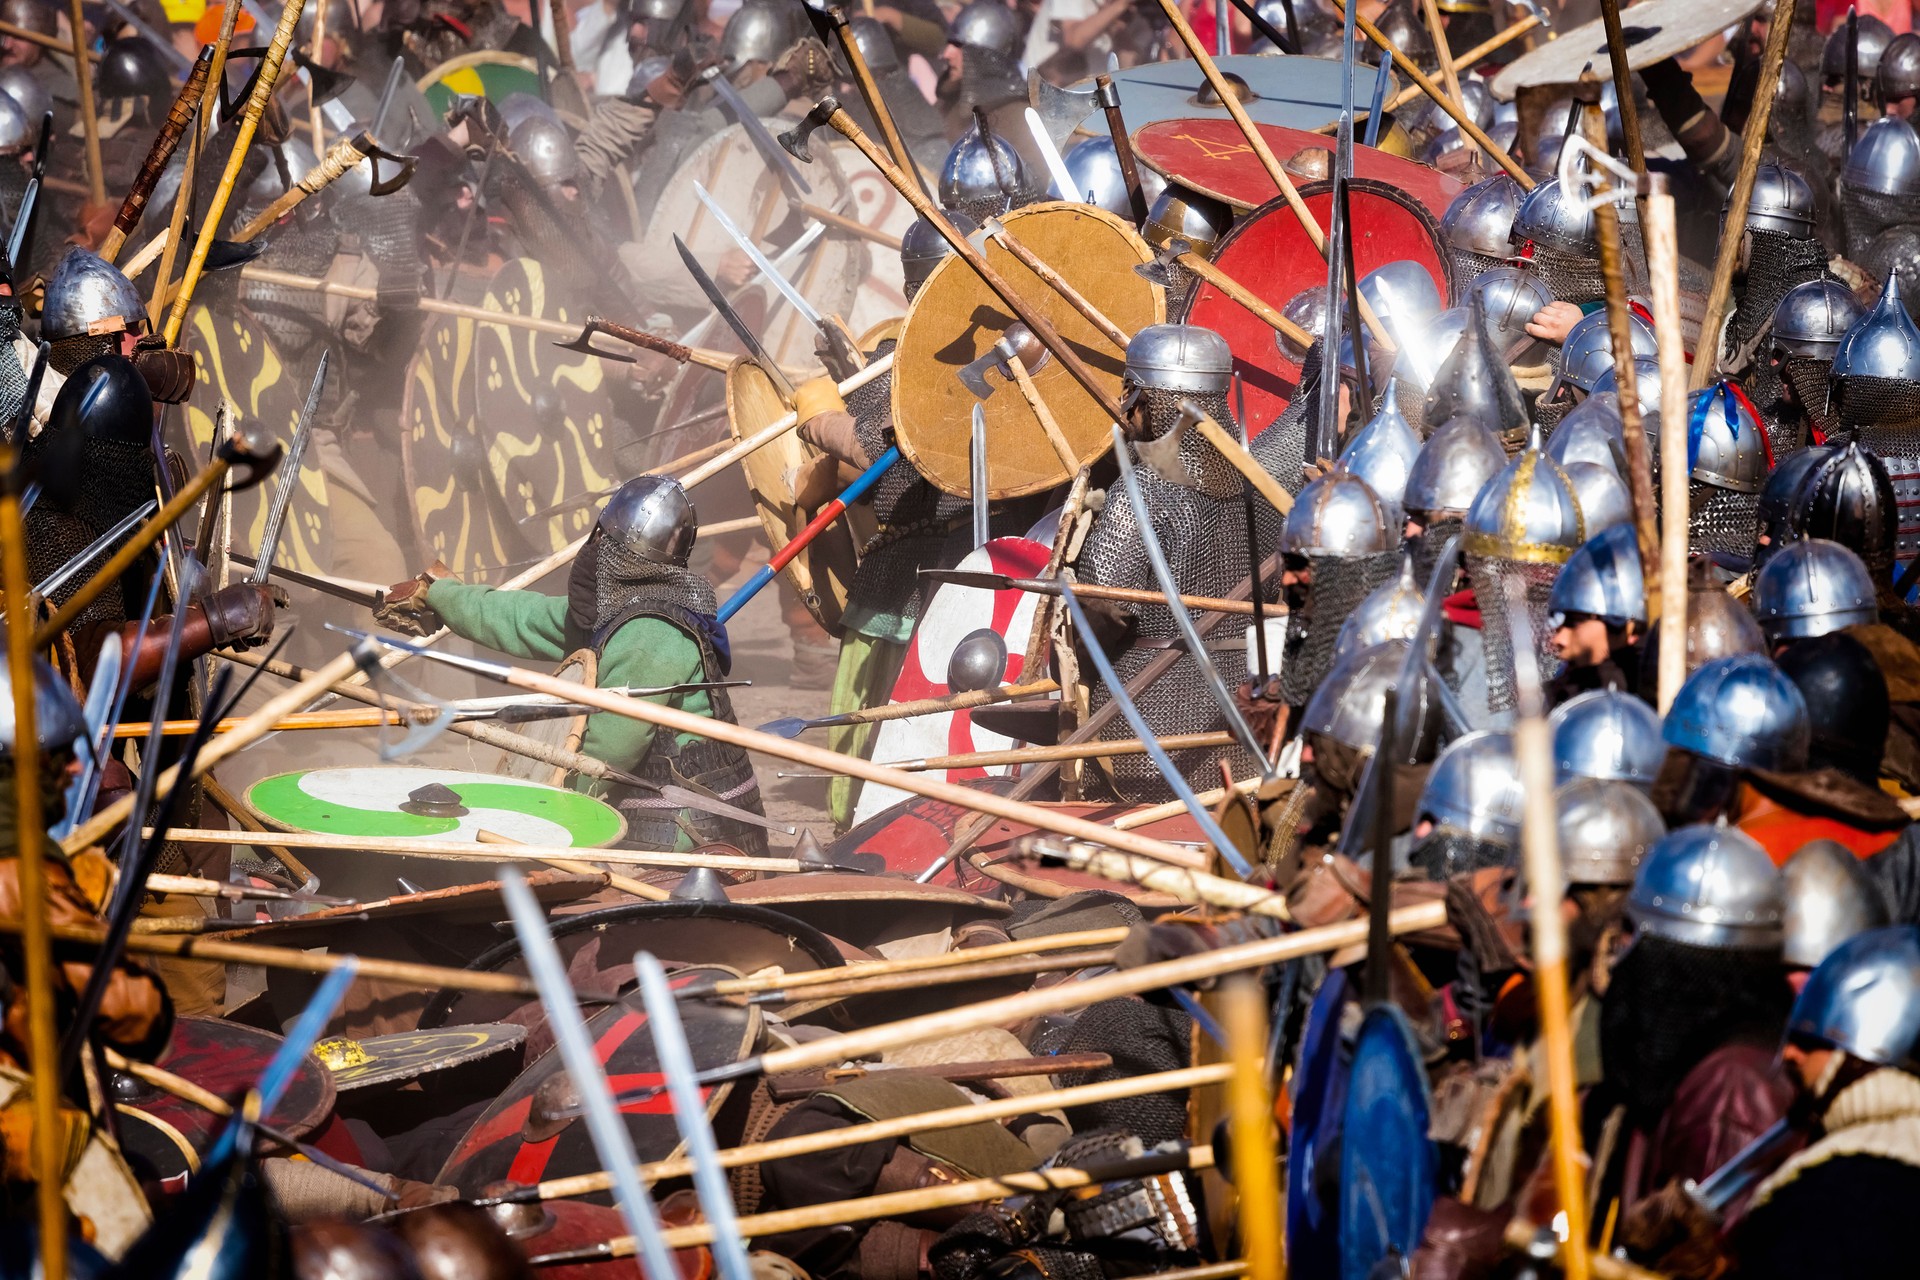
891 202 1163 498
1181 178 1454 432
492 649 596 787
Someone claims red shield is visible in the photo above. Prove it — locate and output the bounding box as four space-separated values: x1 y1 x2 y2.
1132 118 1467 220
1181 178 1454 432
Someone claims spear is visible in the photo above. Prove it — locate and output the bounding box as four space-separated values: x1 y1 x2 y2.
148 827 823 873
100 44 212 263
1643 174 1691 712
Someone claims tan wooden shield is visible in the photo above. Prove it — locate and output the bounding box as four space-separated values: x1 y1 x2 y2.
891 201 1163 499
492 649 596 787
723 357 871 635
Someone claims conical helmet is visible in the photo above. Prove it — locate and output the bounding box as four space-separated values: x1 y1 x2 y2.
1552 307 1657 398
1057 136 1165 216
1357 260 1443 354
1442 173 1524 275
1511 176 1596 256
1547 392 1628 473
1338 381 1423 514
1468 263 1553 357
1464 429 1586 564
1423 295 1525 436
1563 460 1633 533
1792 442 1899 574
1282 466 1394 558
1771 278 1867 359
1832 272 1920 384
42 247 143 341
1688 382 1769 493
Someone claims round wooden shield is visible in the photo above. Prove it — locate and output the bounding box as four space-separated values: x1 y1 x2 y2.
416 50 543 117
1062 55 1389 136
179 302 334 576
644 123 864 370
492 650 595 786
1490 0 1765 100
436 966 757 1195
852 537 1050 824
402 258 624 575
111 1015 336 1175
724 357 867 634
317 1023 528 1091
1133 118 1466 220
1338 1005 1437 1280
892 202 1162 499
244 766 628 847
1180 177 1454 432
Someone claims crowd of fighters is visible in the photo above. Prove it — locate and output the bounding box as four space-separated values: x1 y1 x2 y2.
21 0 1920 1276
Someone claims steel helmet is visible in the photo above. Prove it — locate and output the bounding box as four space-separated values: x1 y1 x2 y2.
1442 173 1524 261
1283 468 1395 557
1300 638 1441 764
1642 587 1769 681
0 88 26 155
1122 323 1232 396
849 16 901 74
1732 163 1818 238
1557 777 1666 886
1143 183 1233 257
94 36 171 101
243 139 318 207
0 652 86 760
1404 412 1506 519
1881 30 1920 103
1842 116 1920 197
949 0 1021 56
900 210 975 299
1416 730 1526 845
1831 272 1920 383
1662 652 1812 773
1782 840 1892 970
718 0 796 66
1337 381 1422 515
1424 297 1526 436
1787 925 1920 1073
41 247 143 341
1550 687 1666 788
598 475 696 566
1629 825 1783 949
1591 356 1665 431
1278 289 1328 364
1333 555 1425 663
1563 461 1633 535
1754 445 1836 570
1468 264 1553 358
1793 442 1899 575
1823 13 1896 89
1549 522 1646 628
1752 537 1879 640
0 66 47 128
1554 307 1657 397
0 0 54 38
1512 176 1596 256
1770 279 1867 360
1357 260 1444 355
939 127 1026 211
1547 392 1628 474
946 629 1010 694
1390 306 1470 400
1688 382 1769 494
1463 436 1586 565
510 115 580 186
1056 136 1165 216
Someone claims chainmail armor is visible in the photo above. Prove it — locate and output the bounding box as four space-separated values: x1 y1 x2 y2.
1842 182 1916 260
1451 247 1509 287
1410 516 1463 587
1852 423 1920 560
1409 829 1511 880
1734 231 1834 358
1528 246 1608 305
1138 387 1241 497
1837 375 1920 432
238 200 338 359
1280 550 1400 706
1689 484 1762 557
1470 555 1562 713
47 332 116 377
332 185 425 301
1783 355 1840 441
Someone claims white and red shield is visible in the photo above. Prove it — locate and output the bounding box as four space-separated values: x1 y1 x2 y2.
851 537 1052 824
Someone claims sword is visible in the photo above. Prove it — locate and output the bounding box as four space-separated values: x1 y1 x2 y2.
62 567 166 837
225 550 385 608
690 183 860 377
1686 1117 1796 1217
1364 54 1392 147
31 499 157 600
1846 5 1860 155
1024 107 1078 200
250 351 329 586
1055 583 1255 877
971 404 990 550
674 233 796 403
5 112 46 275
1112 424 1278 781
678 221 825 352
53 632 119 842
696 65 811 198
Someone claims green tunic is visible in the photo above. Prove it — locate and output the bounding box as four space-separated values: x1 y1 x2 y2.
424 579 720 815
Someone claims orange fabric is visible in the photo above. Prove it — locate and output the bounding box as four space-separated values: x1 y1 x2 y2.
1737 792 1901 865
194 7 255 42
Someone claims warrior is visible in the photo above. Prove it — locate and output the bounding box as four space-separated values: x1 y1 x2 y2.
377 475 770 854
1547 523 1647 706
1073 323 1295 796
38 247 142 376
1789 442 1900 588
1297 637 1444 855
1661 652 1813 830
1408 729 1525 879
937 119 1032 227
1723 165 1831 435
842 15 948 177
939 0 1025 131
1140 181 1233 306
1817 14 1893 165
1276 465 1399 710
1880 29 1920 119
1687 381 1773 563
1762 279 1863 449
1753 537 1881 653
1827 272 1920 565
1551 687 1667 790
393 0 550 77
1838 115 1920 264
1509 176 1608 328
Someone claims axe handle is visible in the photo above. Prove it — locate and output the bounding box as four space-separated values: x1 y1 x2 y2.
0 16 94 57
102 44 212 263
1324 0 1532 187
1016 577 1258 616
586 317 695 365
815 103 1130 426
802 200 904 251
475 829 669 903
887 729 1232 772
232 132 372 242
823 679 1061 726
1095 75 1150 226
1178 251 1312 352
1416 0 1472 157
1003 347 1085 474
989 227 1130 350
1191 414 1294 515
824 11 925 198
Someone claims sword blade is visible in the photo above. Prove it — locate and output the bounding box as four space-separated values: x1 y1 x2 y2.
1024 107 1079 200
1112 425 1277 780
7 175 37 275
251 350 330 584
678 221 824 350
673 234 796 402
692 182 823 329
971 404 990 550
372 55 407 141
226 549 384 607
32 499 157 599
701 70 812 197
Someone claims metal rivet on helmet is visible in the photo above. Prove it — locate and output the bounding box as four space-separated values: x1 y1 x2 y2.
41 247 144 342
1464 440 1585 565
1425 296 1526 436
1783 839 1892 970
598 475 696 566
1404 412 1505 518
1792 443 1898 575
1732 163 1818 239
1771 279 1868 360
1629 824 1783 950
1754 445 1836 570
1788 924 1920 1072
1550 687 1666 788
1752 537 1879 641
1442 173 1524 260
1548 521 1646 628
1591 356 1664 431
1282 468 1395 558
1662 652 1812 773
1122 323 1232 396
1547 392 1628 473
1557 777 1665 886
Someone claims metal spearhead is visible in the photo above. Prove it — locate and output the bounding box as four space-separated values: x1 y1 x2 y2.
971 404 990 550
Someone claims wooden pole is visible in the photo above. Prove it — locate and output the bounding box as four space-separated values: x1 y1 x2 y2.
1595 0 1646 174
1111 778 1263 831
521 1062 1230 1202
163 0 313 346
1047 840 1295 920
67 0 104 206
101 45 212 263
1694 0 1796 390
0 17 95 56
1 450 66 1280
1382 17 1541 115
680 354 895 488
705 926 1133 996
1644 178 1691 712
881 730 1232 772
1324 0 1533 186
141 827 824 874
742 949 1118 1002
1222 980 1283 1280
982 225 1130 349
473 828 668 902
1172 249 1316 351
1417 0 1474 158
307 0 329 153
1002 349 1086 473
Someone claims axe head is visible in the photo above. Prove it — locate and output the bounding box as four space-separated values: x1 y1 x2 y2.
293 49 352 106
1133 236 1192 289
958 344 1005 399
1028 71 1097 151
218 422 285 491
365 145 419 197
1133 405 1200 491
779 97 841 164
797 0 848 42
204 238 267 271
552 318 636 364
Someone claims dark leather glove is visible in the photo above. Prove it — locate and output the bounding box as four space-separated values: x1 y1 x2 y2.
772 36 837 99
375 571 445 637
132 338 196 404
202 582 284 650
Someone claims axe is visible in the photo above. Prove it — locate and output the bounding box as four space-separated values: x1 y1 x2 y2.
957 324 1084 474
553 315 739 373
1135 237 1314 352
100 44 212 264
233 131 416 242
798 0 928 198
1093 76 1150 225
780 97 1130 428
1132 400 1293 516
975 217 1129 349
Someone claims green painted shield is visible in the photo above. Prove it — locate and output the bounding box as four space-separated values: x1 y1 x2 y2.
417 52 544 118
246 766 626 848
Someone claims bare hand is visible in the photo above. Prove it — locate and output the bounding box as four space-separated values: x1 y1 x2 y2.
1526 300 1585 345
716 248 754 291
